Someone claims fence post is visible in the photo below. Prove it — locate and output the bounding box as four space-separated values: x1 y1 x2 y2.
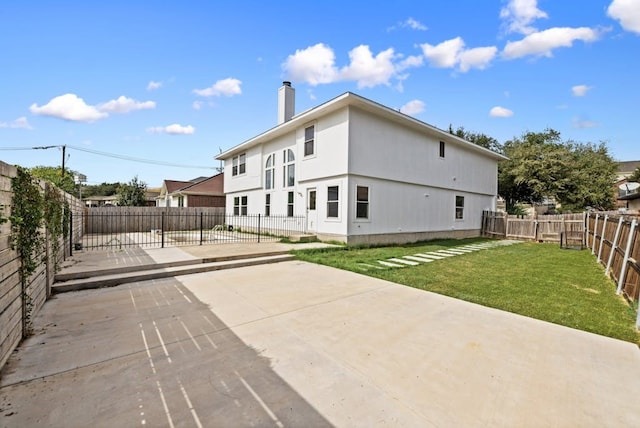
257 214 261 243
591 214 599 255
199 212 203 245
606 217 624 276
69 211 73 257
597 215 608 263
504 211 508 239
616 219 637 295
161 211 165 249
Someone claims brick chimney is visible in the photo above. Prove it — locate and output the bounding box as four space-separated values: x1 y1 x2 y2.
278 81 295 124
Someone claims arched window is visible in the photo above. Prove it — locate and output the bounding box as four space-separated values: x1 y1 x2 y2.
283 149 295 187
265 154 274 190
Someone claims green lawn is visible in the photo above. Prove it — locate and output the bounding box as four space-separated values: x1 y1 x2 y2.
293 238 640 344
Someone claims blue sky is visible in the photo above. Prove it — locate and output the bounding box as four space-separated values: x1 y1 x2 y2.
1 0 638 188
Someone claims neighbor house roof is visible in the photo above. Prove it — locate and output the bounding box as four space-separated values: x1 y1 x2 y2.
216 91 508 162
618 161 640 175
159 174 224 197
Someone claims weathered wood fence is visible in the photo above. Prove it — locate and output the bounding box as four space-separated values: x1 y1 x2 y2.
481 211 585 243
0 161 83 371
585 212 640 327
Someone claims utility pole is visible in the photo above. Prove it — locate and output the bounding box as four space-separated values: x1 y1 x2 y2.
61 145 66 178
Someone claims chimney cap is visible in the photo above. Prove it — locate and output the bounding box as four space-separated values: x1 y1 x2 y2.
282 81 292 87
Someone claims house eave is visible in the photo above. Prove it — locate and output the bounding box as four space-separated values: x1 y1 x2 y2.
216 92 508 162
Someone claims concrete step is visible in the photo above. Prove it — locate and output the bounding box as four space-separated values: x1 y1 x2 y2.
54 251 291 281
52 253 295 293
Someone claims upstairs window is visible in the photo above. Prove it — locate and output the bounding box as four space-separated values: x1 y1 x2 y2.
232 153 246 176
439 141 445 158
304 125 315 156
283 149 295 187
356 186 369 219
327 186 339 218
265 154 275 189
455 195 464 219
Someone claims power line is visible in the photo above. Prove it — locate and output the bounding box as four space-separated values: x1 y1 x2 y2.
0 144 217 170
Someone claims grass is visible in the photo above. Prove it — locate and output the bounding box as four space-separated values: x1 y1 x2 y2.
293 238 640 344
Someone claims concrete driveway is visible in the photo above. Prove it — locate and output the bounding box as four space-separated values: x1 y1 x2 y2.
2 259 640 427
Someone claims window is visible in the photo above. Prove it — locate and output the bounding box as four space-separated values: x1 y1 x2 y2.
232 153 246 176
265 194 271 216
356 186 369 219
287 191 294 217
283 149 295 187
178 196 185 207
265 154 274 190
439 141 445 158
327 186 339 218
308 190 316 210
234 196 248 216
455 195 464 219
304 125 315 156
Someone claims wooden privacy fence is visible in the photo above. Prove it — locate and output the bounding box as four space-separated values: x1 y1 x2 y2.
585 212 640 327
481 211 585 243
0 161 83 371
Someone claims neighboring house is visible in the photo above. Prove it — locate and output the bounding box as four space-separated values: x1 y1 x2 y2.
156 174 225 208
84 195 119 207
614 160 640 210
145 187 161 206
216 82 506 245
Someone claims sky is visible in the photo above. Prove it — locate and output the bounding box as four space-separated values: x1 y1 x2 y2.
1 0 639 188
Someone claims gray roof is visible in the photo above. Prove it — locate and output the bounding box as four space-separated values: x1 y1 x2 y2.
618 160 640 174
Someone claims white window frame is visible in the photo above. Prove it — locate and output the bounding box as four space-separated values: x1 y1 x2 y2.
265 193 271 217
455 195 464 220
439 141 445 159
283 149 295 187
304 125 315 157
232 153 246 176
287 191 294 217
355 185 369 220
265 154 275 190
234 195 248 216
327 185 340 219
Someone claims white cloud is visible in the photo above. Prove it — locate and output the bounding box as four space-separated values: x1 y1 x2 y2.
388 17 428 32
193 78 242 97
421 37 497 72
421 37 465 68
399 100 425 116
458 46 499 72
147 80 163 90
282 43 339 85
98 96 156 113
340 45 398 88
30 94 108 122
283 43 423 88
490 106 514 117
572 85 592 96
502 27 601 59
147 124 195 135
0 116 32 129
500 0 548 35
572 117 598 128
192 101 204 110
607 0 640 34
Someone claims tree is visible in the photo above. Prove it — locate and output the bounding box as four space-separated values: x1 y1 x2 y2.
29 165 80 194
449 125 503 153
82 182 121 198
117 176 147 206
498 129 617 212
558 142 617 211
499 129 567 212
629 166 640 183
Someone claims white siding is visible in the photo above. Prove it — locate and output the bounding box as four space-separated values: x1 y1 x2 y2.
348 107 497 196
